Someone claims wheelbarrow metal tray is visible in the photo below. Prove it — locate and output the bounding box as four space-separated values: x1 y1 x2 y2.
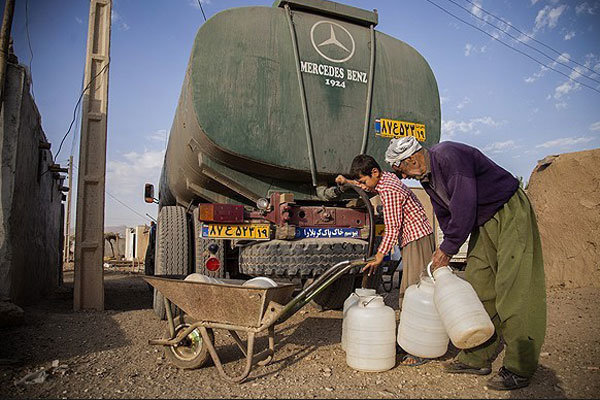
144 275 296 328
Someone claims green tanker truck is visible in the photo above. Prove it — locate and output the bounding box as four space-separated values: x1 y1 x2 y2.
144 0 441 318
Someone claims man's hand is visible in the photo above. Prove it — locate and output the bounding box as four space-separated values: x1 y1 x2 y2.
362 252 385 276
431 247 451 270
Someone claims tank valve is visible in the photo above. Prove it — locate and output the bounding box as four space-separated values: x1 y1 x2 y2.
317 205 333 222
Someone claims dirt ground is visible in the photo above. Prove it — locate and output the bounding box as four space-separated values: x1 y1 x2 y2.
1 268 599 399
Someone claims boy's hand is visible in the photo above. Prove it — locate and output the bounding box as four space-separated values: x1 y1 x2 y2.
335 175 348 186
362 252 385 276
336 175 368 191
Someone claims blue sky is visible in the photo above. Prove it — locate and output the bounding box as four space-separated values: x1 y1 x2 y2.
7 0 600 227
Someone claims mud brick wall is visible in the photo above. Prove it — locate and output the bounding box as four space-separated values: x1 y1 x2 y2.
0 62 64 305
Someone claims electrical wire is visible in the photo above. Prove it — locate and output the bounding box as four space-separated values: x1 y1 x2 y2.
423 0 600 95
70 164 153 222
197 0 207 21
462 0 599 77
105 191 150 221
24 0 35 100
443 0 600 85
55 62 110 161
70 63 86 158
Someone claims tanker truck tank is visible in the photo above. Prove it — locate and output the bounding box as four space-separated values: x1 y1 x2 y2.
159 0 440 208
148 0 441 318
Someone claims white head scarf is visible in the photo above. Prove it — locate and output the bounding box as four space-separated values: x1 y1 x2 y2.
385 136 422 166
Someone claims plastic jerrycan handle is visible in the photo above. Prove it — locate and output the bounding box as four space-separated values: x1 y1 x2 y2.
426 261 453 281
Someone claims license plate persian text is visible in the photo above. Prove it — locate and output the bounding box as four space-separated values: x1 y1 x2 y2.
375 118 426 142
201 223 270 240
295 227 360 239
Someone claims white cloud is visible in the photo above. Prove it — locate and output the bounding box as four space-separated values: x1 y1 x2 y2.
576 2 598 15
456 97 471 110
75 17 83 25
483 140 518 154
470 0 483 18
563 30 576 40
535 4 567 30
464 43 487 57
531 0 541 4
147 129 168 143
553 65 585 99
524 52 575 84
111 10 130 31
590 121 600 131
105 149 165 226
524 65 549 83
107 150 165 197
464 43 473 57
188 0 211 10
555 101 568 110
535 136 595 148
442 117 503 138
584 53 600 73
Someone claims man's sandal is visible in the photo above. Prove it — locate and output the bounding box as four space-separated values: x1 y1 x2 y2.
400 354 430 367
443 360 492 375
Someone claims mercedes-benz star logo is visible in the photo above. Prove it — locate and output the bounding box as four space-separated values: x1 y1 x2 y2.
310 21 355 63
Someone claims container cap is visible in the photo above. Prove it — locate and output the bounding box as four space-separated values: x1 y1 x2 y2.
355 288 376 297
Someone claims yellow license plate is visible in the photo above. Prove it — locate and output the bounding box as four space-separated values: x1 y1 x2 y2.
201 223 270 240
375 118 426 142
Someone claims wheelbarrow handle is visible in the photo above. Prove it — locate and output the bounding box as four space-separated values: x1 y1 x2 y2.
275 257 371 324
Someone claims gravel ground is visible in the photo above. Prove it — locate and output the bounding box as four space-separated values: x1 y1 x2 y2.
1 268 599 399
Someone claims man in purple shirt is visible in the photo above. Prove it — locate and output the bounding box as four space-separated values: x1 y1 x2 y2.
385 137 546 391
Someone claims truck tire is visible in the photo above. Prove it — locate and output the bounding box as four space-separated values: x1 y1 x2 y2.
304 274 357 311
153 206 191 319
192 208 226 278
239 238 368 277
239 238 368 310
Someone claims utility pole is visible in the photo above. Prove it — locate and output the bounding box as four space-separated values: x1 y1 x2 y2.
73 0 112 311
63 155 74 265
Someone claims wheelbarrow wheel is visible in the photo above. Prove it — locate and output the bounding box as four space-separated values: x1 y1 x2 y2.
164 315 214 370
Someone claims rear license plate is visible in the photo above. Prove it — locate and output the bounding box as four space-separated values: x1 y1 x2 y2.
295 227 360 239
375 118 426 142
201 223 270 240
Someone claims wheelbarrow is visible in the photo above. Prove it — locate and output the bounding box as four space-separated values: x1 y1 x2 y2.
144 258 371 383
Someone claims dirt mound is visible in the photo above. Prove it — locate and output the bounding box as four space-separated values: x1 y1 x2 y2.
527 148 600 288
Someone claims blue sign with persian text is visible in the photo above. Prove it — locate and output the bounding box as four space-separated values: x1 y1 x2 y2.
295 227 360 239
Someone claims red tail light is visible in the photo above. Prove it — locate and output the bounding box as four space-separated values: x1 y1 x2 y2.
206 257 220 272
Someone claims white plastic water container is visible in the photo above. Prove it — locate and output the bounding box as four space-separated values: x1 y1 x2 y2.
428 263 495 349
397 277 449 358
345 295 396 372
184 273 223 285
341 288 376 351
242 277 278 288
